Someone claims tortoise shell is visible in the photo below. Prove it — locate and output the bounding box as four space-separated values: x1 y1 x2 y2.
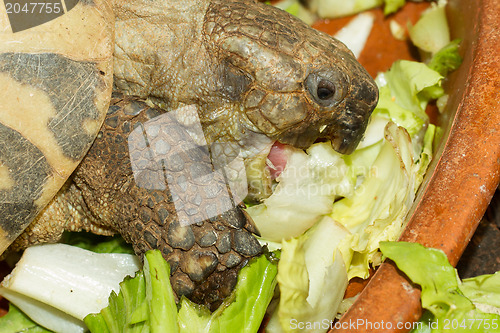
0 0 114 252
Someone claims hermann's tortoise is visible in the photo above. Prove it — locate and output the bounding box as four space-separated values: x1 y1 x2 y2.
0 0 378 308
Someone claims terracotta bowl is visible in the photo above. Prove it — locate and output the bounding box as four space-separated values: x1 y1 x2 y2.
314 0 500 331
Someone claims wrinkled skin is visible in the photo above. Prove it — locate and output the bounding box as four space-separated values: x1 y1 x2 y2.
11 0 378 309
113 0 378 155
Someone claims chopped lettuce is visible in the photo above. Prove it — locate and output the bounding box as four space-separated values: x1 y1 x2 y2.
274 0 317 25
247 142 353 242
380 242 500 333
0 304 51 333
374 60 443 138
333 13 375 59
85 270 149 333
427 39 463 77
461 272 500 313
178 253 278 333
307 0 382 19
307 0 407 18
383 0 405 15
271 217 349 333
86 250 278 333
331 122 416 279
61 232 134 254
408 2 450 56
0 244 140 333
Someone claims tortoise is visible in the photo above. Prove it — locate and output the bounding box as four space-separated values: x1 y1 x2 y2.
0 0 378 309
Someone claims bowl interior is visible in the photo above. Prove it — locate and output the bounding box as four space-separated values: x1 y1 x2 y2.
331 0 500 330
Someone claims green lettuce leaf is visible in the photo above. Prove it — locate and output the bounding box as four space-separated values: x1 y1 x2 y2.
331 122 416 279
460 272 500 314
247 142 354 242
179 253 278 333
0 304 51 333
273 0 317 25
61 232 134 254
383 0 406 15
84 255 151 333
309 0 408 18
374 60 443 138
308 0 383 19
427 39 463 77
85 251 278 333
408 2 450 56
274 217 349 333
380 241 500 333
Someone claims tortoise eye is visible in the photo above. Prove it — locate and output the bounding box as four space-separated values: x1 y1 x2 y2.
317 79 336 100
305 70 348 108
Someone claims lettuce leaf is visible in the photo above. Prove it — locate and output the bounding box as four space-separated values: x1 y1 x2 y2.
273 217 349 333
374 60 442 138
383 0 406 15
84 270 149 333
308 0 383 19
85 251 278 333
460 272 500 315
308 0 408 18
247 142 354 242
0 244 140 333
408 2 450 56
331 122 416 279
61 232 134 254
273 0 317 25
0 304 51 333
179 253 278 333
427 39 463 77
380 242 500 333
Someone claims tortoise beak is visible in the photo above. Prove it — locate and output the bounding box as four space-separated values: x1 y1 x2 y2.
324 70 379 155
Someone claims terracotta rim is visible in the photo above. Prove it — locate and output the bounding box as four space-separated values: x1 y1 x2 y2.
333 0 500 331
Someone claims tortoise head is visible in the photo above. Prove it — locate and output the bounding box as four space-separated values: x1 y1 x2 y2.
204 0 378 155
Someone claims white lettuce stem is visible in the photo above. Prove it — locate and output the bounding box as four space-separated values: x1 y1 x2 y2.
0 244 140 333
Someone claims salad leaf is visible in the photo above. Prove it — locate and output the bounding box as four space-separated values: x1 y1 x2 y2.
247 142 353 242
61 232 134 254
84 271 149 333
86 251 278 333
380 241 500 333
274 0 317 25
307 0 407 18
383 0 405 15
333 12 375 59
0 244 140 333
415 123 436 188
178 253 278 333
308 0 383 19
374 60 443 138
273 217 349 333
427 39 463 77
144 251 178 333
332 122 416 279
460 272 500 314
84 250 176 333
0 303 51 333
408 2 450 56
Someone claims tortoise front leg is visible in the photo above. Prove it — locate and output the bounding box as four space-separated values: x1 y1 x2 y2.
119 185 262 309
73 95 263 309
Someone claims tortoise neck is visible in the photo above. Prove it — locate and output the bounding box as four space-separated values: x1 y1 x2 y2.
112 0 216 107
